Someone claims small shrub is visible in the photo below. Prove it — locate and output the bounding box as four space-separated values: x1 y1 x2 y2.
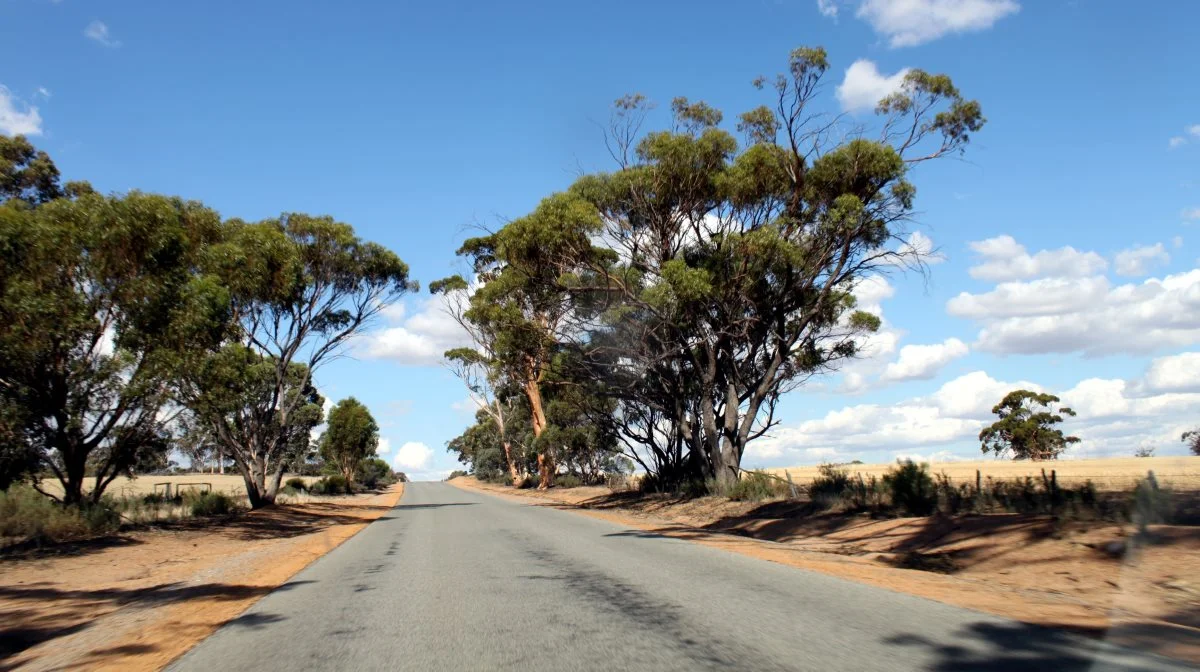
883 460 937 517
1132 472 1173 531
554 473 583 489
285 477 307 492
313 474 351 495
447 470 468 480
724 471 787 502
187 491 237 517
809 464 852 508
0 485 119 544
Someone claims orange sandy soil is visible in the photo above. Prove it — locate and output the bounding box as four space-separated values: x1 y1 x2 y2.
0 485 403 672
451 477 1200 664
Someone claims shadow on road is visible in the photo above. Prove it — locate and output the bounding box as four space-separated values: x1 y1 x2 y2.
397 502 478 510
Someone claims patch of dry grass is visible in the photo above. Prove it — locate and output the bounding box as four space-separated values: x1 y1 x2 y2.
34 474 320 500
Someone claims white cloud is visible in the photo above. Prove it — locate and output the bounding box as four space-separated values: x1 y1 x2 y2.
377 438 392 455
1114 243 1170 277
1170 136 1188 150
880 337 968 382
1189 125 1200 138
1131 351 1200 395
84 20 121 48
952 266 1200 356
1183 208 1200 221
817 0 840 18
0 86 43 136
897 230 945 263
855 0 1019 48
393 441 433 470
34 87 51 100
852 274 895 314
358 295 472 366
966 235 1107 281
931 370 1040 419
836 59 910 113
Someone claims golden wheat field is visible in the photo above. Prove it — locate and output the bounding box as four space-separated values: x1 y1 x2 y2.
36 473 319 499
764 456 1200 492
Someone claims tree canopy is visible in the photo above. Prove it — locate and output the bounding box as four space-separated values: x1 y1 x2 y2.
320 397 379 484
979 390 1080 461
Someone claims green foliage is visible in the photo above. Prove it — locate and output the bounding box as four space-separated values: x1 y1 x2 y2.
1132 472 1173 530
0 184 228 505
356 457 396 489
285 477 307 492
447 470 468 480
554 473 583 489
311 474 351 496
0 485 120 545
722 471 788 501
883 460 937 516
319 398 378 484
186 491 237 517
1183 428 1200 456
979 390 1080 460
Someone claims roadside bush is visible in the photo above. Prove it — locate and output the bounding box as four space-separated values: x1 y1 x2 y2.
446 470 468 481
809 464 852 508
1132 472 1173 531
311 474 352 496
723 471 788 502
554 473 583 489
883 460 937 517
186 491 237 517
285 477 307 492
0 485 120 544
356 458 396 490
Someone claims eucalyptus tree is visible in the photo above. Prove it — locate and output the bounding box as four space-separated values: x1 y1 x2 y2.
563 46 985 487
179 214 413 507
0 190 227 504
979 390 1079 460
319 397 378 484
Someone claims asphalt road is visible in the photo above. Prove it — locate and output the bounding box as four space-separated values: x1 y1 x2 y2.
170 482 1190 671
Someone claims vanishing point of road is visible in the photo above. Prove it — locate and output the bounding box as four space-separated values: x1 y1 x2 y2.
170 482 1190 671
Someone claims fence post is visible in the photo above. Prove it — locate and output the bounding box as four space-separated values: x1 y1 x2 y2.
785 470 799 500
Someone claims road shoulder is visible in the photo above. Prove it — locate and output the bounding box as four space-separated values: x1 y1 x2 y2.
0 484 404 671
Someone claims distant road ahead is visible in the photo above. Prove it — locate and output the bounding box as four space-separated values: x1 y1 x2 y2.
170 482 1187 671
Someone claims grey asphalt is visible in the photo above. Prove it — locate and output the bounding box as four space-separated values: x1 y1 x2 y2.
169 482 1191 671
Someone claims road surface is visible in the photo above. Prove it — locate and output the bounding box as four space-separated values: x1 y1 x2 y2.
170 482 1189 671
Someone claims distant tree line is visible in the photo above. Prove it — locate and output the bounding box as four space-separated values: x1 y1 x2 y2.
439 45 986 491
0 135 411 508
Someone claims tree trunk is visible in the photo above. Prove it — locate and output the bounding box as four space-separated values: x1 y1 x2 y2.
60 439 87 507
523 378 552 489
501 441 523 487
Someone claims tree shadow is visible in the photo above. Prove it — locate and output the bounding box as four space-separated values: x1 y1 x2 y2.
0 534 145 563
882 620 1185 671
396 502 477 510
0 580 314 663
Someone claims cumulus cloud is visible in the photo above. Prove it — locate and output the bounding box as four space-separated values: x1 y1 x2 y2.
357 296 471 366
817 0 839 18
1114 243 1170 277
84 20 121 48
950 261 1200 356
880 338 968 382
393 441 433 470
376 438 392 455
855 0 1019 48
0 86 43 136
1130 351 1200 395
836 60 909 112
966 235 1107 281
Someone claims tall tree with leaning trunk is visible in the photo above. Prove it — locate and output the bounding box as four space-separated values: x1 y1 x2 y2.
179 214 413 508
454 196 612 489
563 46 985 489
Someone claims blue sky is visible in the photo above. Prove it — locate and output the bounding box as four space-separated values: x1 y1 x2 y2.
3 0 1198 478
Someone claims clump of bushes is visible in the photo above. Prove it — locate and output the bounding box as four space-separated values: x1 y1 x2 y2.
554 473 584 489
0 485 120 545
310 474 352 495
186 491 238 517
446 470 468 481
722 471 789 501
356 458 397 490
883 460 938 516
285 477 308 492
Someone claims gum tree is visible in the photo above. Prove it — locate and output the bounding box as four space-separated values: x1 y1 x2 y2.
979 390 1079 460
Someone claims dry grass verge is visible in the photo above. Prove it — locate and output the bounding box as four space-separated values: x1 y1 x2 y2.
0 484 403 671
450 476 1200 664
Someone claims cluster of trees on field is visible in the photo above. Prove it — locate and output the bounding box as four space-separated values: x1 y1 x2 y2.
441 46 989 491
0 136 408 508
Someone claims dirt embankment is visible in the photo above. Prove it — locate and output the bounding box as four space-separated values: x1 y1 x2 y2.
451 477 1200 664
0 485 403 672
